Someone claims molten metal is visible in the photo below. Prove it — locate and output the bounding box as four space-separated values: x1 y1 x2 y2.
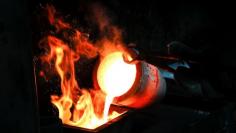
39 5 165 130
97 52 137 97
39 5 134 130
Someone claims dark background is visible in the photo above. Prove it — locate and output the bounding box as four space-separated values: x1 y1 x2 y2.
0 0 235 133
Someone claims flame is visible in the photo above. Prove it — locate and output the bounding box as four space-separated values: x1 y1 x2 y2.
39 5 133 129
40 36 121 129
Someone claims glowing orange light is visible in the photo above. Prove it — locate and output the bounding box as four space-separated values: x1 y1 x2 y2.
97 52 137 97
41 37 122 129
39 5 132 130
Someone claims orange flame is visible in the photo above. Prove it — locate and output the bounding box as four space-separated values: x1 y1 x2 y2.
40 35 120 129
39 5 134 129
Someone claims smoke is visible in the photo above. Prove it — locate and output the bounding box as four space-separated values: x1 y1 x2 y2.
41 3 129 60
88 3 127 58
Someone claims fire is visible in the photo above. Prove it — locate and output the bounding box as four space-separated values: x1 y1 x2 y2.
41 36 121 129
39 5 134 129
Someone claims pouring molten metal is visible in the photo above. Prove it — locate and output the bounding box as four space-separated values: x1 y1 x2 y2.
39 4 138 130
96 51 137 120
38 4 165 130
41 36 124 129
